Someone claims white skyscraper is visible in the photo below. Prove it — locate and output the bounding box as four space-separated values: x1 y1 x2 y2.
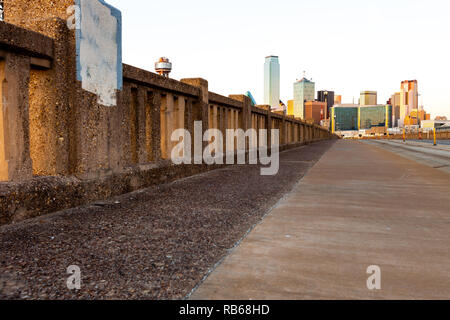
264 56 280 110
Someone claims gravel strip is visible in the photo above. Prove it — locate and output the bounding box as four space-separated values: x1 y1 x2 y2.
0 141 335 300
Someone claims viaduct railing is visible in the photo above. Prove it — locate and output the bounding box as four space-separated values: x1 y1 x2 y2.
0 21 332 183
0 6 334 224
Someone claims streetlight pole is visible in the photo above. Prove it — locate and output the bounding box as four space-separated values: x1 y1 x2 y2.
416 93 422 140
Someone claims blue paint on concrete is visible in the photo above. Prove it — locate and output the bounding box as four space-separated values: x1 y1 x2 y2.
101 0 123 90
75 0 82 83
75 0 122 97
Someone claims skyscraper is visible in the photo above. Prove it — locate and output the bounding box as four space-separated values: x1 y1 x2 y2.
400 80 418 122
293 78 315 119
360 91 377 106
359 105 392 130
317 90 335 119
331 105 359 133
390 92 401 127
264 56 280 110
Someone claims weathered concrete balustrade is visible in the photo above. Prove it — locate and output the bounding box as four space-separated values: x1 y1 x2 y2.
0 2 335 225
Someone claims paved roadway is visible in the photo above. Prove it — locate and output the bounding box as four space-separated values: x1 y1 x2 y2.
408 139 450 146
367 140 450 174
191 140 450 300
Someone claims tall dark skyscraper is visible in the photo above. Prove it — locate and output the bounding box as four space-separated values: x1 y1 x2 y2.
317 90 335 120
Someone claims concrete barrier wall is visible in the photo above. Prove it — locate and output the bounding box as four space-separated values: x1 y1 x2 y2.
0 3 335 224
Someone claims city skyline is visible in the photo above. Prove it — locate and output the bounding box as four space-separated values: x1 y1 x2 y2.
107 0 450 119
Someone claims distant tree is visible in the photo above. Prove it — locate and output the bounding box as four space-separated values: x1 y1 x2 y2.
435 116 448 121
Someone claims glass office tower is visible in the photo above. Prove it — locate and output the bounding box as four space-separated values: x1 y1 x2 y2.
294 78 315 119
264 56 280 110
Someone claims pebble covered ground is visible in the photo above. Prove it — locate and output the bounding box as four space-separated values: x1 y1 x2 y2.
0 141 334 300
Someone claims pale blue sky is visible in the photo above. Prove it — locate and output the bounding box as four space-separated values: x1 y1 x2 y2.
108 0 450 118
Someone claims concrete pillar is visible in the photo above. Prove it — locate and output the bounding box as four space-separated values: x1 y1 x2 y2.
229 95 252 132
287 121 290 144
5 4 74 176
183 98 194 159
302 124 305 143
128 85 148 165
224 107 230 152
129 86 140 164
213 105 218 129
292 123 295 143
251 114 257 146
219 107 226 152
181 78 209 152
229 95 252 151
281 117 286 146
136 87 147 164
4 0 73 30
266 108 272 147
172 96 186 157
0 54 33 182
177 98 186 131
290 122 296 143
28 19 71 176
293 123 296 142
184 99 193 133
287 122 290 143
144 90 161 162
235 110 240 151
299 124 303 143
6 1 126 179
160 93 175 160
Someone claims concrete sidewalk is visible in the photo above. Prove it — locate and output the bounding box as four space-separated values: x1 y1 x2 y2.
191 140 450 300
